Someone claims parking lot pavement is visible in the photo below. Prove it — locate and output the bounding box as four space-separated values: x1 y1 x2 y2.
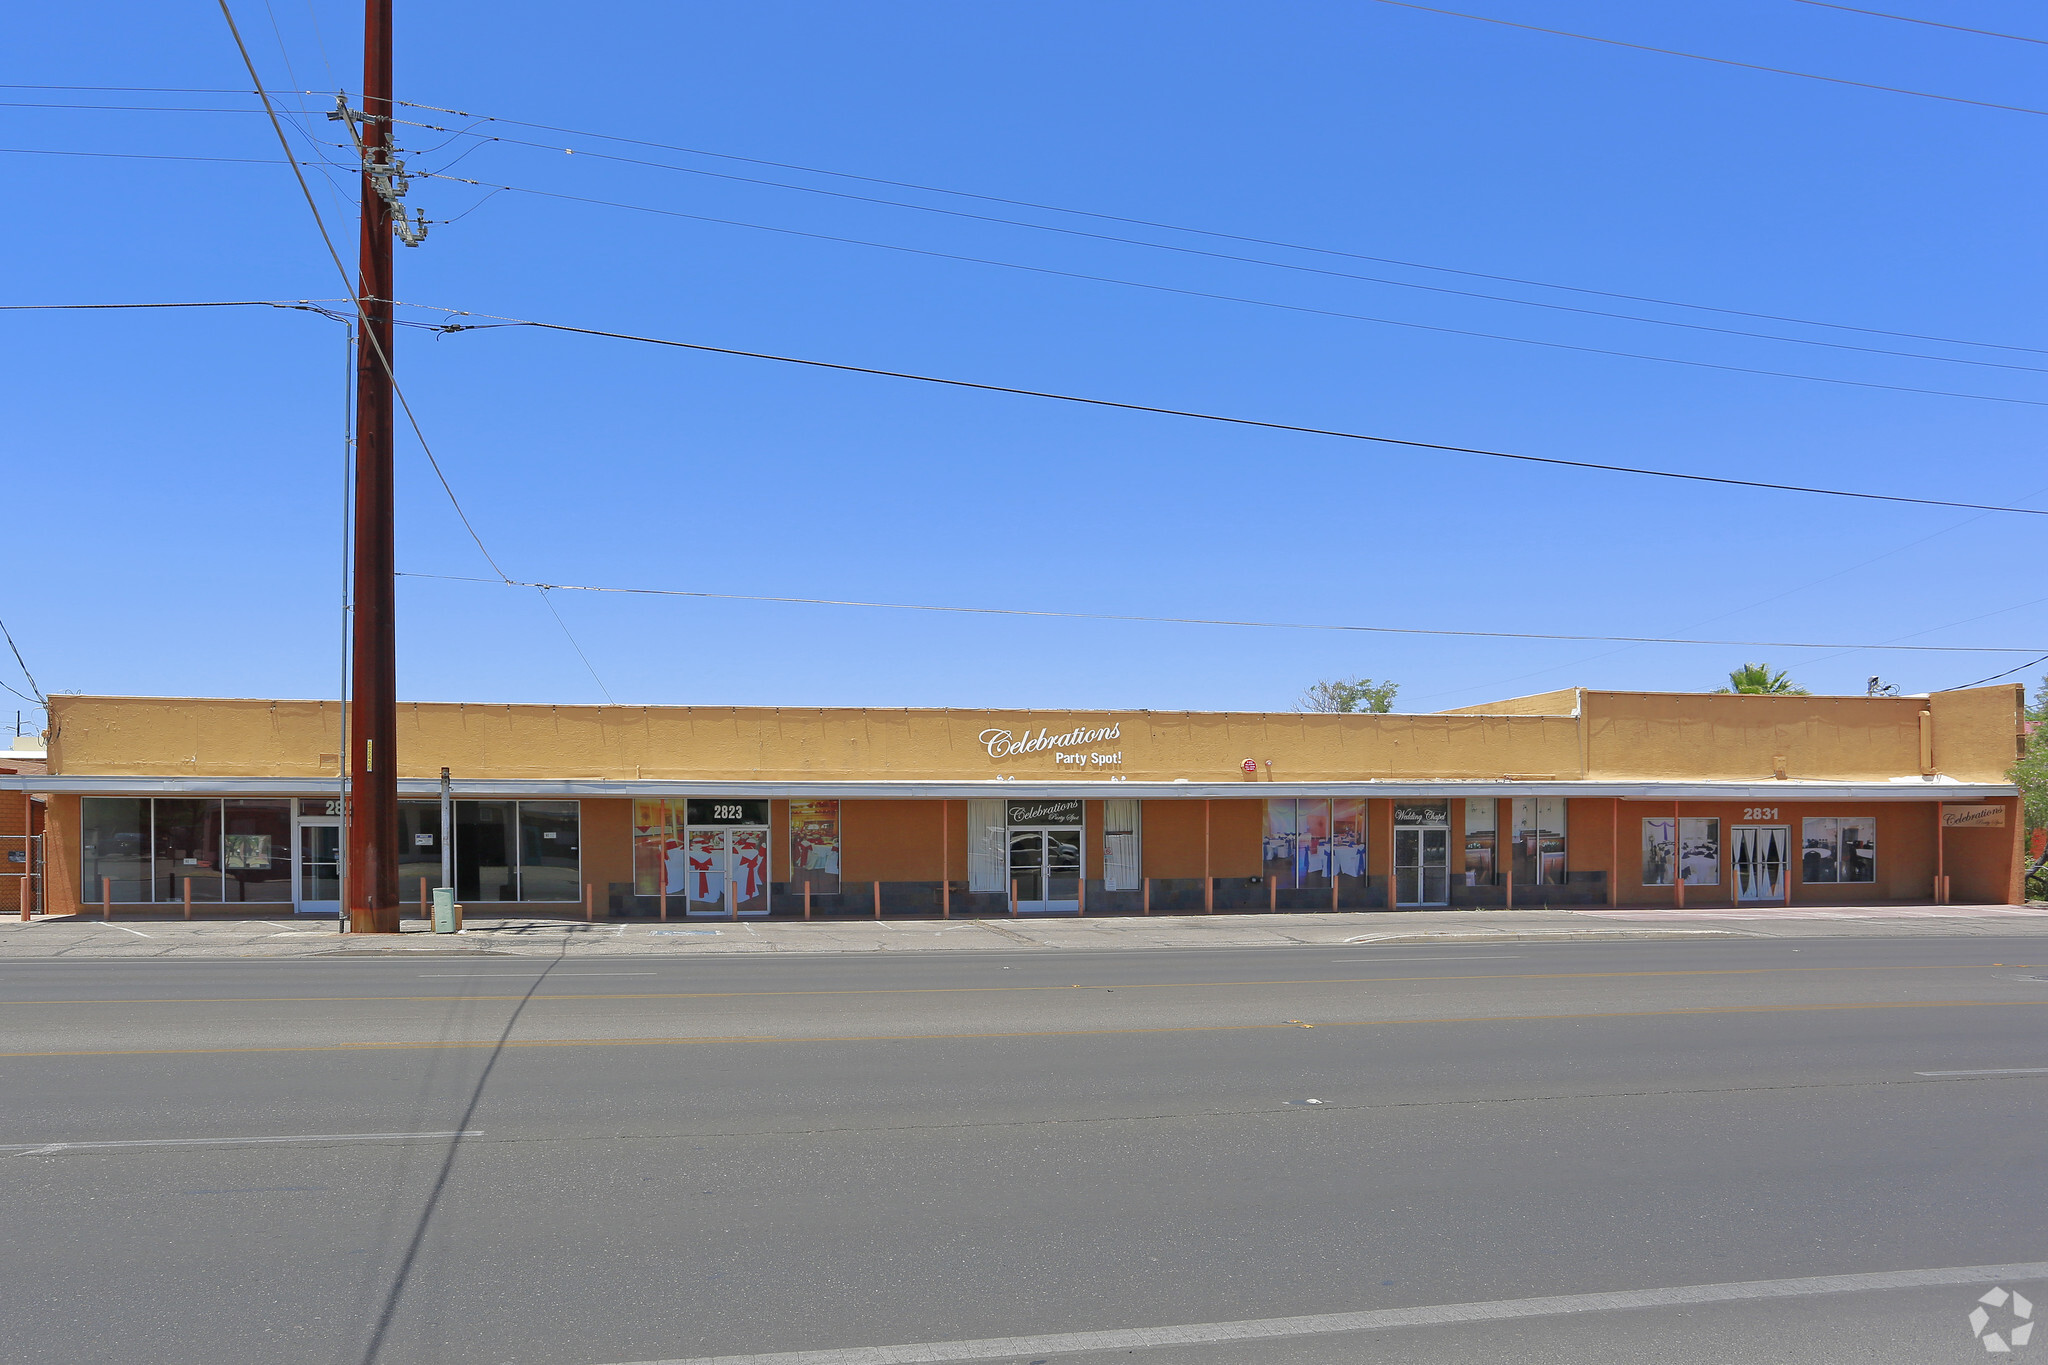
1 902 2043 958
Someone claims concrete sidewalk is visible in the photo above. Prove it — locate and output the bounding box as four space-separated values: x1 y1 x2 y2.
2 903 2045 958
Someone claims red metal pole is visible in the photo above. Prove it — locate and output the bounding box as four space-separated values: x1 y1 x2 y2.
103 875 111 921
1674 802 1685 910
185 877 193 921
345 0 400 934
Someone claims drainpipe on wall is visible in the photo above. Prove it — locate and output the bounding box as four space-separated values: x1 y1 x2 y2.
439 767 453 895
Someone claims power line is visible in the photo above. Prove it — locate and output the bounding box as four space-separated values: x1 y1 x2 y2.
0 613 45 705
1416 476 2048 705
0 83 268 93
396 570 2042 655
384 126 2048 377
0 298 343 311
390 97 2048 358
408 303 2048 519
1788 1 2048 45
1 146 339 167
215 1 612 706
0 101 272 113
1944 653 2048 690
536 589 616 703
1368 0 2048 117
216 0 511 584
37 87 2031 365
410 171 2048 409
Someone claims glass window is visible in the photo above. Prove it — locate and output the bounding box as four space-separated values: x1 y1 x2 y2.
81 797 152 902
1514 797 1567 885
1463 798 1497 886
1263 799 1297 890
1295 799 1331 888
518 801 581 901
152 798 223 903
1802 817 1876 884
456 800 518 902
634 799 674 898
1103 798 1141 892
1680 817 1720 887
1641 817 1675 887
1330 799 1367 884
398 800 443 905
223 799 291 903
789 799 841 894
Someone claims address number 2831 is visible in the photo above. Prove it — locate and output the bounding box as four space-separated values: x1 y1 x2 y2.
1741 807 1780 821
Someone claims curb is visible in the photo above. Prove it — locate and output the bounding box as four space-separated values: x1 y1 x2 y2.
1343 929 1759 945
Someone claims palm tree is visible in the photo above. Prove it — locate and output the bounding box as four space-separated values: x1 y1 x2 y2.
1714 662 1810 696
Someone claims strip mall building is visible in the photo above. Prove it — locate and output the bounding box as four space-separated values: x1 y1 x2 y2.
7 686 2029 919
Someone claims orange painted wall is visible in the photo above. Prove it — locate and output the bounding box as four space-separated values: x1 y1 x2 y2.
44 792 80 915
841 799 945 881
580 798 633 901
770 799 790 881
1138 798 1270 878
1566 798 1615 886
1945 797 2022 905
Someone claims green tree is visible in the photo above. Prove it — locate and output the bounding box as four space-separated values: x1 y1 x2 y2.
1713 662 1810 696
2014 674 2047 870
1300 677 1400 713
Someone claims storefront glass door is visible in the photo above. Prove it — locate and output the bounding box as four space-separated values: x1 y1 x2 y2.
1732 825 1789 902
684 826 770 916
294 819 341 916
1393 827 1450 906
1009 828 1081 913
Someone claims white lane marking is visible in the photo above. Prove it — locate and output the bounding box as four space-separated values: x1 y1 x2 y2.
416 972 658 978
1915 1067 2048 1077
596 1261 2048 1365
1326 956 1523 963
0 1130 480 1154
107 925 154 939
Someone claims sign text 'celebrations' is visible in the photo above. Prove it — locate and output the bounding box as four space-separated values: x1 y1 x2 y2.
980 722 1123 768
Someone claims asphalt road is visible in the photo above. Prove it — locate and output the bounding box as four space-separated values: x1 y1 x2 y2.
2 937 2044 1364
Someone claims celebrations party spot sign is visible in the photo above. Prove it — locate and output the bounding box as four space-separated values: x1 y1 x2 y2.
1008 799 1083 827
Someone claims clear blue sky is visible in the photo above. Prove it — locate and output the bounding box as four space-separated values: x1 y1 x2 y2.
7 1 2044 723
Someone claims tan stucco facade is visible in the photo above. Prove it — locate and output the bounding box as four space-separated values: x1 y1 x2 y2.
40 685 2024 786
12 685 2028 916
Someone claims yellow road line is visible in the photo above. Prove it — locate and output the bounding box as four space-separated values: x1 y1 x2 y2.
0 961 2033 1009
4 997 2045 1059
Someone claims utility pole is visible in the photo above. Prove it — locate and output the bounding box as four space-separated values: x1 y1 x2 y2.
346 0 399 933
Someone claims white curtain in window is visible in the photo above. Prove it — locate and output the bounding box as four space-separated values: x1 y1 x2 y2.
1103 798 1141 891
968 799 1006 893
